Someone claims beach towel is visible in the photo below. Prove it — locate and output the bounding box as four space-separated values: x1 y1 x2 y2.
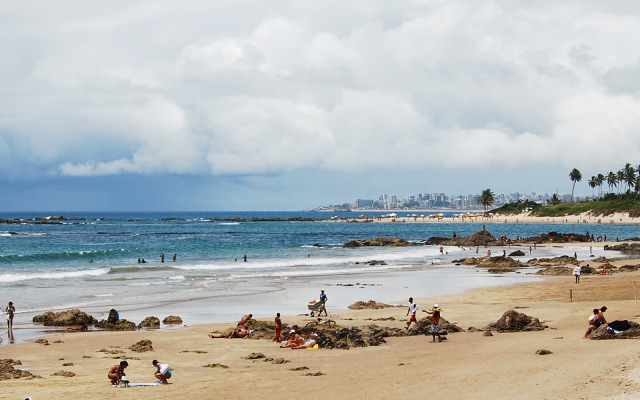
608 320 631 331
113 382 162 388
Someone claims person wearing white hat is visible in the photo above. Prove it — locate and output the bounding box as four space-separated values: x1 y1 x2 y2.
423 304 443 342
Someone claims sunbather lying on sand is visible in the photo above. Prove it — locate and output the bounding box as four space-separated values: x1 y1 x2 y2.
209 325 252 338
291 332 319 349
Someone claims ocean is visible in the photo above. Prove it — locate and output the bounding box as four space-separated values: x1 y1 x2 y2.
1 211 637 344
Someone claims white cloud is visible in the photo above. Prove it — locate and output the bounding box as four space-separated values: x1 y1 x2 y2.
0 0 639 184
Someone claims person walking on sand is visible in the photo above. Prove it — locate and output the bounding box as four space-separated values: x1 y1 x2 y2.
406 297 418 330
274 312 282 342
152 360 172 384
108 360 128 385
319 289 328 316
423 304 443 342
573 264 581 283
5 301 15 329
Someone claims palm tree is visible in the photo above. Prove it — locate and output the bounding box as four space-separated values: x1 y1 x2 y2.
569 168 582 202
623 163 636 193
477 189 495 213
550 193 561 205
588 176 596 198
607 171 617 194
617 170 625 193
596 173 605 199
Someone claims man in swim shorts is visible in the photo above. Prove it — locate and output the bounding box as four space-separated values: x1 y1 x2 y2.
406 297 418 330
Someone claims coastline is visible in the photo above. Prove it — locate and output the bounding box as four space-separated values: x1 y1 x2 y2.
3 242 640 398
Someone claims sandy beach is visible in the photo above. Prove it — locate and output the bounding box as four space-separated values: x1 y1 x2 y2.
3 244 640 400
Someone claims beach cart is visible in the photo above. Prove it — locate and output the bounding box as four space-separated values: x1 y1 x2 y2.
307 301 326 317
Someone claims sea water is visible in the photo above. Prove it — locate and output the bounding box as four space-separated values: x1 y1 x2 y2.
0 211 637 343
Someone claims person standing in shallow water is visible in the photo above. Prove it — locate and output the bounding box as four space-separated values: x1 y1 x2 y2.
5 301 15 329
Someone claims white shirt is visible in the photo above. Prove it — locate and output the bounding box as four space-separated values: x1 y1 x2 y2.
158 363 170 375
573 266 581 275
409 303 418 315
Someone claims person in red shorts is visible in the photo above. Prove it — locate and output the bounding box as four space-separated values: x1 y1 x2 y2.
406 297 419 330
273 312 282 342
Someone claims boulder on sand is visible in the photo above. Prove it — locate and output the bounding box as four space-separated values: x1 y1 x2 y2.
163 315 183 324
32 309 97 326
343 237 415 248
486 310 547 332
138 316 160 329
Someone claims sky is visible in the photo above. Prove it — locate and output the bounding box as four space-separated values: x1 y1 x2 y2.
1 1 640 211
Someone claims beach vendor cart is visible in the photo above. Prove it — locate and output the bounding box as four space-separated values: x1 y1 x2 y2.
307 300 326 317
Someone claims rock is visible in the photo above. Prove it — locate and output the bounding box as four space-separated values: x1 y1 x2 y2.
163 315 183 325
535 267 572 276
604 243 640 255
527 255 579 266
483 331 493 337
509 250 526 256
138 316 160 329
343 237 415 248
95 319 137 330
492 310 547 332
244 353 266 359
128 339 153 352
0 359 42 380
412 317 463 336
588 322 640 340
348 300 393 310
437 230 498 247
51 370 75 377
535 349 552 355
32 309 97 326
35 339 49 345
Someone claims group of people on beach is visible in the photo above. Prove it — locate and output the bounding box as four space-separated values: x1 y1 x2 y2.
108 359 172 386
406 297 444 343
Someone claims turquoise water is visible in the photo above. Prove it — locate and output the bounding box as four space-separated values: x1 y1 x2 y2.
0 211 637 343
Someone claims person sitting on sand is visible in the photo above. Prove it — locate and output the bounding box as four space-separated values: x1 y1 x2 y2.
584 308 600 338
237 314 252 327
209 325 252 339
291 332 319 349
108 360 128 385
280 329 305 348
597 306 608 326
152 359 172 384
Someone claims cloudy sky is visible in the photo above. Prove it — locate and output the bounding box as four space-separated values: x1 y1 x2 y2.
1 1 639 211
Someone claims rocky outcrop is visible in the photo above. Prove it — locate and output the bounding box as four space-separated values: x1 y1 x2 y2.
527 255 578 266
163 315 183 324
348 300 394 310
605 243 640 254
412 317 463 336
32 309 97 326
453 256 526 272
95 319 137 330
485 310 547 332
0 359 41 380
138 316 160 329
588 322 640 340
343 237 415 247
509 250 526 257
442 230 498 246
129 339 153 352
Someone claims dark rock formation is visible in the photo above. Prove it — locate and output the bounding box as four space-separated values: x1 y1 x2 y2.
348 300 393 310
535 349 552 355
138 316 160 329
604 243 640 254
343 237 415 248
412 317 463 336
486 310 547 332
95 319 137 330
588 321 640 340
163 315 183 325
440 230 498 246
452 256 526 271
0 359 41 380
509 250 526 256
129 339 153 352
32 309 97 326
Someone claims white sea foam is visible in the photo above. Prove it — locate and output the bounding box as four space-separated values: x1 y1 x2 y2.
219 222 240 225
0 268 109 283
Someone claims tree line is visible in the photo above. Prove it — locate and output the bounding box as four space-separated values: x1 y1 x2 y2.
570 163 640 202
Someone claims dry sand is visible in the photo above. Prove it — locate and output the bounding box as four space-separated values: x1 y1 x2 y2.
4 256 640 399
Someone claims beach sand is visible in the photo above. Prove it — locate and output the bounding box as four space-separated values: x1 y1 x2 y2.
3 250 640 400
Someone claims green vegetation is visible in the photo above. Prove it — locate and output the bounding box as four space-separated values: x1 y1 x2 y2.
528 197 640 218
491 199 541 215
